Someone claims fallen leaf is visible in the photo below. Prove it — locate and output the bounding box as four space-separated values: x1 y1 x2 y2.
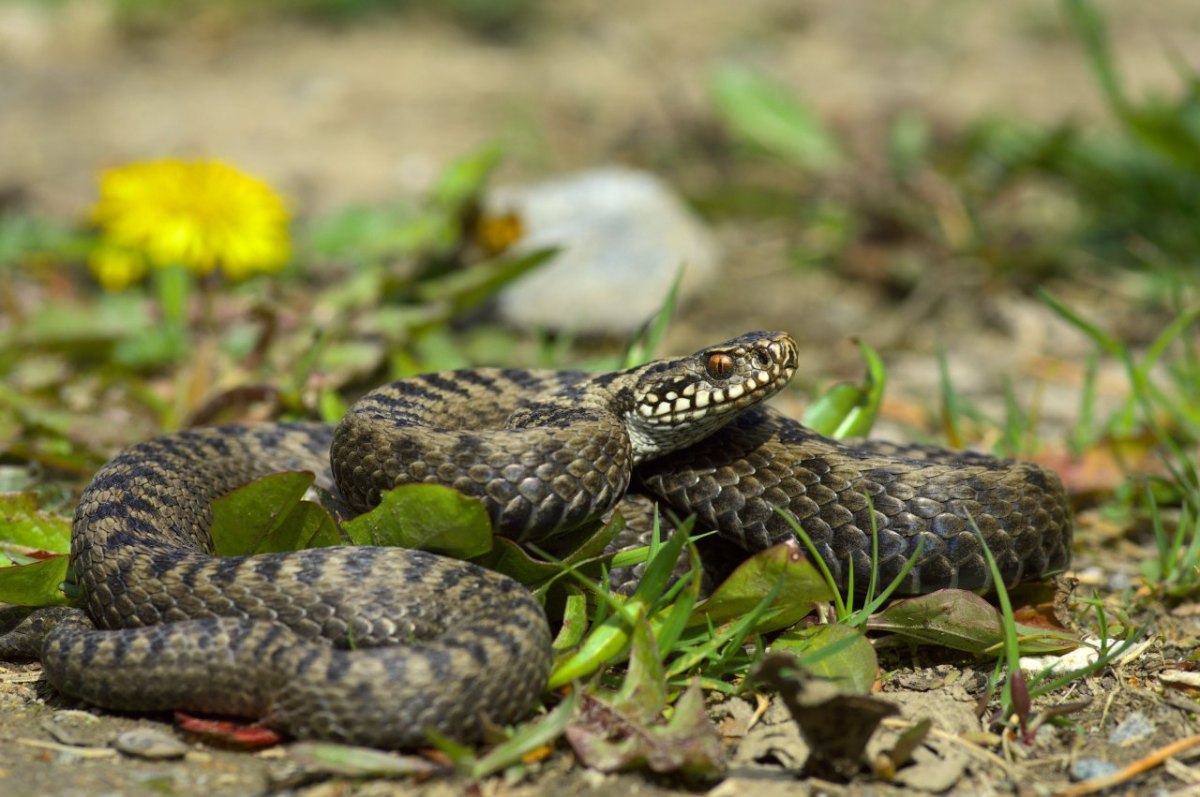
174 712 282 750
752 652 899 781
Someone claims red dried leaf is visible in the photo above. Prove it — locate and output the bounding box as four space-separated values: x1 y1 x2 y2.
174 712 283 750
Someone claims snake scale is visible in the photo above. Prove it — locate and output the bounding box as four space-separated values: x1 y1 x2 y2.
0 331 1072 749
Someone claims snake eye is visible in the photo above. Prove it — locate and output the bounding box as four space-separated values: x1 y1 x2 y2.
706 353 735 379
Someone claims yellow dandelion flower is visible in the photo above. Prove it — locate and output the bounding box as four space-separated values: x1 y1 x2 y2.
475 210 524 256
91 159 291 281
88 243 148 292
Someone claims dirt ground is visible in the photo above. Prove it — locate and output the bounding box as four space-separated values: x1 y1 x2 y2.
2 1 1200 795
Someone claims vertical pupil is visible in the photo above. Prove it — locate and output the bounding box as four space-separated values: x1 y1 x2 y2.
708 354 732 378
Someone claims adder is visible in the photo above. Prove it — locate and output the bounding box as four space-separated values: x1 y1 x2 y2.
0 331 1071 749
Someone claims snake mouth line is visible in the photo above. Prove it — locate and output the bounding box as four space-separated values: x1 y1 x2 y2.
636 362 797 423
635 334 798 426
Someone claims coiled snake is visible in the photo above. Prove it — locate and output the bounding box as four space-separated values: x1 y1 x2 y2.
0 331 1071 748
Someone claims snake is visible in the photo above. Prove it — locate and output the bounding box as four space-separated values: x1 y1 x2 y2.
0 331 1072 749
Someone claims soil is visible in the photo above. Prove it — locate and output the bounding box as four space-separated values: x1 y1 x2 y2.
2 1 1199 795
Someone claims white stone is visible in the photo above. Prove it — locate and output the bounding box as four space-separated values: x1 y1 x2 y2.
487 167 720 335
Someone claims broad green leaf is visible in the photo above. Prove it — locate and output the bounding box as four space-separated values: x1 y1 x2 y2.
709 63 843 170
0 492 72 556
867 589 1080 655
475 515 622 592
558 514 627 567
0 555 71 606
343 484 493 558
801 339 886 439
690 541 833 633
210 471 340 556
772 624 878 694
267 503 342 553
477 537 560 586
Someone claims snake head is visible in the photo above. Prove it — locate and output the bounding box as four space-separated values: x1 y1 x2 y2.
625 330 799 462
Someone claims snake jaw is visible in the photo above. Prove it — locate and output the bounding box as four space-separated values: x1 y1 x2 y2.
625 331 798 462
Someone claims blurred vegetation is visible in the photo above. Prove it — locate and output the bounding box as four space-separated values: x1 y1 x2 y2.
0 0 1197 775
0 0 1196 587
698 0 1200 292
950 0 1200 275
63 0 540 36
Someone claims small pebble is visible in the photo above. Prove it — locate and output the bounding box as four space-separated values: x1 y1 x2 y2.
1033 724 1057 745
1070 758 1121 782
1108 711 1154 746
41 710 107 748
114 728 190 760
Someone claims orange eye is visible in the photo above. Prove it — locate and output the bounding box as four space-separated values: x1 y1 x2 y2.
706 353 735 379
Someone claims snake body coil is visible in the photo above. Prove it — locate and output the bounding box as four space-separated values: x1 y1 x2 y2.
0 331 1071 748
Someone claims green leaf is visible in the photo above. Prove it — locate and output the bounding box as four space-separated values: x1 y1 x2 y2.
432 143 503 209
549 602 643 691
628 516 693 605
611 611 668 723
477 537 561 586
0 492 72 558
475 515 622 591
690 541 833 633
305 202 438 261
458 689 579 780
1062 0 1126 115
558 515 627 567
621 268 683 368
771 624 878 694
210 471 341 556
548 518 692 689
801 339 886 439
6 293 152 351
412 248 556 326
0 555 71 606
552 587 590 654
709 63 843 170
287 742 442 779
343 484 493 558
867 590 1080 655
650 547 702 657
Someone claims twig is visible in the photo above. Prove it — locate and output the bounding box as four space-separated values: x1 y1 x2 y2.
745 692 770 732
880 718 1020 780
1054 734 1200 797
0 670 42 684
16 738 117 758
